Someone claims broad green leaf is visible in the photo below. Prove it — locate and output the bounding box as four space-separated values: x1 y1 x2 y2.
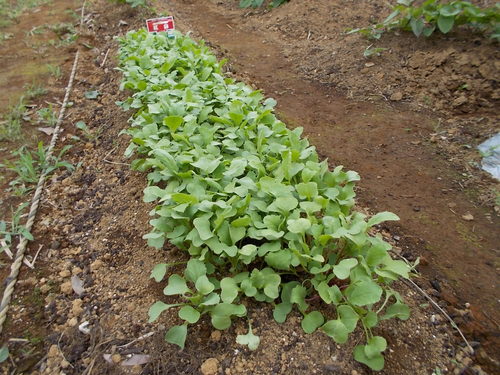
437 15 454 33
265 250 292 270
287 218 311 234
346 280 383 306
290 285 308 312
0 345 8 363
363 311 379 328
211 314 232 330
185 259 207 283
231 216 251 227
273 302 292 323
301 311 324 334
201 293 220 306
163 274 190 296
332 258 358 280
172 193 198 204
410 17 424 37
382 302 410 320
148 301 179 323
236 326 260 350
179 306 201 324
191 157 221 174
365 336 387 359
193 216 214 241
337 305 359 332
165 325 188 349
163 116 184 132
195 275 215 295
221 277 239 303
321 319 349 344
440 5 461 17
354 345 384 371
295 182 318 199
367 212 399 227
150 263 167 282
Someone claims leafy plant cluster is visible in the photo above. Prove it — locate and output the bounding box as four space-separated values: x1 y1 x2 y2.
239 0 289 9
348 0 500 40
117 29 412 371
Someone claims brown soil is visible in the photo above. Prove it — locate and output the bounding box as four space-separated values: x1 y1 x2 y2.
0 0 499 374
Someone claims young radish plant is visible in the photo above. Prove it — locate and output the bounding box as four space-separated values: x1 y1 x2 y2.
117 30 412 371
348 0 500 41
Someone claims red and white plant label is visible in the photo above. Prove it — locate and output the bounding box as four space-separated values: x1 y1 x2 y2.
146 16 175 33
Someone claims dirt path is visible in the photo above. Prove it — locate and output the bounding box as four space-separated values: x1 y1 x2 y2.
167 0 499 362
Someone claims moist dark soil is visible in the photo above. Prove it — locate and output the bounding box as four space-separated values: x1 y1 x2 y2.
0 0 498 374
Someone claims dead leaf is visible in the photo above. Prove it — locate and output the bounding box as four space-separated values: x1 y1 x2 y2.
462 213 474 221
71 275 85 296
38 127 55 135
122 354 151 366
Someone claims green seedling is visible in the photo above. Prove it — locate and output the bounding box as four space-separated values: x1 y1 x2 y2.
46 64 62 79
0 97 28 141
1 142 73 195
348 0 500 41
117 30 412 371
363 45 388 58
0 202 33 253
36 105 57 127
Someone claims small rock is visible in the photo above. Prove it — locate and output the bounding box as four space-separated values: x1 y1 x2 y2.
210 330 222 342
462 213 474 221
390 92 403 101
452 95 467 107
48 345 59 359
351 370 360 375
68 317 78 327
60 281 73 295
448 202 457 208
112 354 122 364
50 240 61 250
200 358 219 375
60 359 70 369
59 270 71 278
79 321 91 335
40 284 51 294
91 259 104 271
72 299 84 316
364 62 375 68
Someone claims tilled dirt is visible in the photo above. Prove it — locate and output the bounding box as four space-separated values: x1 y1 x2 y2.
0 0 499 374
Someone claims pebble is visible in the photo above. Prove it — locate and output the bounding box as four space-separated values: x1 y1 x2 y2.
91 259 104 271
210 330 222 342
112 354 122 364
72 299 84 316
59 270 71 278
390 92 403 101
201 358 219 375
462 213 474 221
60 281 73 295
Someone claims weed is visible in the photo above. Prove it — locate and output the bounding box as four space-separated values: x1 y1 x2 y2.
36 105 57 127
363 45 388 58
348 0 500 41
112 0 148 8
24 82 47 99
0 202 33 253
46 64 62 79
239 0 289 8
0 97 28 142
1 142 73 195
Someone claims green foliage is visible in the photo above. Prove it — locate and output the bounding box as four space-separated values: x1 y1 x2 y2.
117 30 412 371
348 0 500 40
1 142 73 195
112 0 147 8
0 96 28 142
0 202 33 253
239 0 289 9
0 345 8 363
